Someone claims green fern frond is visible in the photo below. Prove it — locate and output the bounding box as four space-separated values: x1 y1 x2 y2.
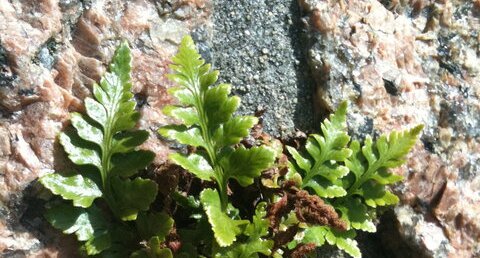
214 202 274 257
287 101 352 198
40 42 171 256
161 35 275 253
287 102 422 258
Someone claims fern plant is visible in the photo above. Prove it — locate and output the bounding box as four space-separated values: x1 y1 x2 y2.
286 102 423 257
40 42 173 257
160 36 276 256
40 36 422 258
162 36 422 258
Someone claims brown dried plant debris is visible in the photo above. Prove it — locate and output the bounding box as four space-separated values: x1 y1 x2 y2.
166 228 182 253
152 163 181 197
267 180 347 232
242 120 274 148
268 194 290 230
262 152 289 180
272 224 299 251
288 243 317 258
294 189 346 230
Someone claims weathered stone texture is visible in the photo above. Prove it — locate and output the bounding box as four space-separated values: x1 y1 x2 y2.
1 0 479 257
300 0 480 257
210 0 315 138
0 0 211 256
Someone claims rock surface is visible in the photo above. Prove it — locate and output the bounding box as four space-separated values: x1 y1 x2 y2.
0 0 479 257
0 0 211 256
299 0 480 257
210 0 315 138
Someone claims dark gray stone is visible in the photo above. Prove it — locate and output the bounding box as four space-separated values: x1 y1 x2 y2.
210 0 315 138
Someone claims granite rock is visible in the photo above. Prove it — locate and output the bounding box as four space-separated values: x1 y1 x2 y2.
1 0 479 257
210 0 315 138
0 0 211 256
299 0 480 257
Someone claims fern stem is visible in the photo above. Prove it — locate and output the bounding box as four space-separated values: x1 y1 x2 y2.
100 77 123 209
346 160 382 196
100 126 114 206
303 148 327 185
191 78 229 211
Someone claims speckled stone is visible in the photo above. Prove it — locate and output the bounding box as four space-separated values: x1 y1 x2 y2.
210 0 315 139
2 0 479 257
300 0 480 257
0 0 211 256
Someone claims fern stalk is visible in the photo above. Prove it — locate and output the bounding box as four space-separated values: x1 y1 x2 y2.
160 36 276 248
190 83 229 210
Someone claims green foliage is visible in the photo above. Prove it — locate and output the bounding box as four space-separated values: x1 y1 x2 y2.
45 203 110 255
295 226 360 258
131 212 175 258
287 101 423 257
41 36 421 258
200 189 248 247
220 145 276 187
214 203 274 258
286 101 351 198
40 174 102 208
131 237 173 258
40 42 173 257
160 35 275 255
